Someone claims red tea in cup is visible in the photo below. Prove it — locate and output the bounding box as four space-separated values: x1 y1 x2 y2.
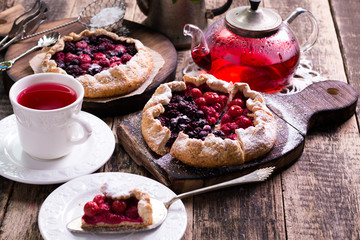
17 82 77 110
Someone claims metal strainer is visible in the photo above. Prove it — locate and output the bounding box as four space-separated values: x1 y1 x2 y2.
21 0 126 41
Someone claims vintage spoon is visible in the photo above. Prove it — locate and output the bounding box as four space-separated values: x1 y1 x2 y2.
0 31 60 71
67 166 275 234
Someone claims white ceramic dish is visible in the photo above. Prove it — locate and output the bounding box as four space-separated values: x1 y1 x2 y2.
38 172 187 240
0 111 115 184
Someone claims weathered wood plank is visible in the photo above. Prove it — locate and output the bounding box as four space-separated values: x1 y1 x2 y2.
329 0 360 123
267 0 360 239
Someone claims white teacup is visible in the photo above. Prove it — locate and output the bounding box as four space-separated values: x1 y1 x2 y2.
9 73 92 160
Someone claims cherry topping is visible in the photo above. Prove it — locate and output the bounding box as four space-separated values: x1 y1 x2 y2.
75 40 88 49
78 54 92 64
125 206 139 219
93 195 104 205
235 115 253 129
84 201 99 217
99 203 111 213
189 88 202 99
228 105 243 117
112 200 127 214
228 98 245 108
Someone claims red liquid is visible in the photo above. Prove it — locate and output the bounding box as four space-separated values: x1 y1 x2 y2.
192 45 300 93
17 83 77 110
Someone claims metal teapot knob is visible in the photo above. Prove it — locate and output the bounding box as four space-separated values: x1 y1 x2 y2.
250 0 261 11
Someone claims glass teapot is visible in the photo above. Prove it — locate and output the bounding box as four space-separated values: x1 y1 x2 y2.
184 0 319 93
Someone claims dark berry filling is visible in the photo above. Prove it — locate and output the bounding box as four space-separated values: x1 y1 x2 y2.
52 35 138 78
156 83 255 147
82 194 143 225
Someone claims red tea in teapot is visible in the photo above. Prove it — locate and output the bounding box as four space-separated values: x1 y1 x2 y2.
192 40 300 93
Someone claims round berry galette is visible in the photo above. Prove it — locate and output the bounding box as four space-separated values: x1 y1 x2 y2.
41 29 153 98
141 74 277 167
81 183 153 229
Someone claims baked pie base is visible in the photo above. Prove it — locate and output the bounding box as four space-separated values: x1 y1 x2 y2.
41 29 154 98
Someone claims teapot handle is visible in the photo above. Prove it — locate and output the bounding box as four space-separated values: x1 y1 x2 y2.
206 0 233 19
136 0 149 15
284 8 319 53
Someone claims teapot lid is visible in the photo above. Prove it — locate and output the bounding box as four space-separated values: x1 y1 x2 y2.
225 0 282 35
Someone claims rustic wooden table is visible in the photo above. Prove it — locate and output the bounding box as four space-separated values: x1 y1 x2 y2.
0 0 359 239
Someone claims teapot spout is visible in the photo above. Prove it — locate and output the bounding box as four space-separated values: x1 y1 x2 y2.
183 24 212 71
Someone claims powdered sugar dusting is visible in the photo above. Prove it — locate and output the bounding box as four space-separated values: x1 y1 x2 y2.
90 7 125 28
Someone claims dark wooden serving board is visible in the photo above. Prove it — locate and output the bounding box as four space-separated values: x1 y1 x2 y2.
3 19 177 116
117 80 358 192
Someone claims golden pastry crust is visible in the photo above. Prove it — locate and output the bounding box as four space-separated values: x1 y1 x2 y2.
141 74 277 167
41 29 153 98
141 81 186 155
231 82 277 162
81 184 153 229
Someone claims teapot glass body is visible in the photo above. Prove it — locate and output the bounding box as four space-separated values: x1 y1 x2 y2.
192 18 300 93
185 5 318 93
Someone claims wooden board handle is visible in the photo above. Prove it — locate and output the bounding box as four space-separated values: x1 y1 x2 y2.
264 80 359 135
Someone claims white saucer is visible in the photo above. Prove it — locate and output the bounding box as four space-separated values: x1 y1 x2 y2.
38 172 187 240
0 111 115 184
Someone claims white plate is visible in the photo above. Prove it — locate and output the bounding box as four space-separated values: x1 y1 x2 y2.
0 111 115 184
38 172 187 240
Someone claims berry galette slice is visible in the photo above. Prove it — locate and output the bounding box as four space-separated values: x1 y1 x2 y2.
142 74 277 167
81 183 153 229
41 29 153 98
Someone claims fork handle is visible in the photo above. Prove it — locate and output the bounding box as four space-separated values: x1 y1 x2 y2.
20 18 79 41
164 167 275 208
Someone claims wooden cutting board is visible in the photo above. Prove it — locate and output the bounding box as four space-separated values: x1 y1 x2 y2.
117 80 358 192
3 19 177 116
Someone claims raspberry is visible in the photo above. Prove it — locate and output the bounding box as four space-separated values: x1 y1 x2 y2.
228 105 243 117
120 53 132 64
115 44 127 54
99 58 110 67
54 52 65 61
228 98 245 108
84 201 99 217
219 94 228 107
204 92 220 105
98 203 110 213
235 115 253 129
78 54 92 64
94 52 107 61
112 200 127 214
64 53 78 63
110 56 122 63
75 40 88 49
221 113 233 125
195 97 207 107
93 195 104 205
110 62 122 68
220 124 231 135
229 133 237 140
189 88 202 99
125 206 139 219
213 102 222 112
80 63 91 71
